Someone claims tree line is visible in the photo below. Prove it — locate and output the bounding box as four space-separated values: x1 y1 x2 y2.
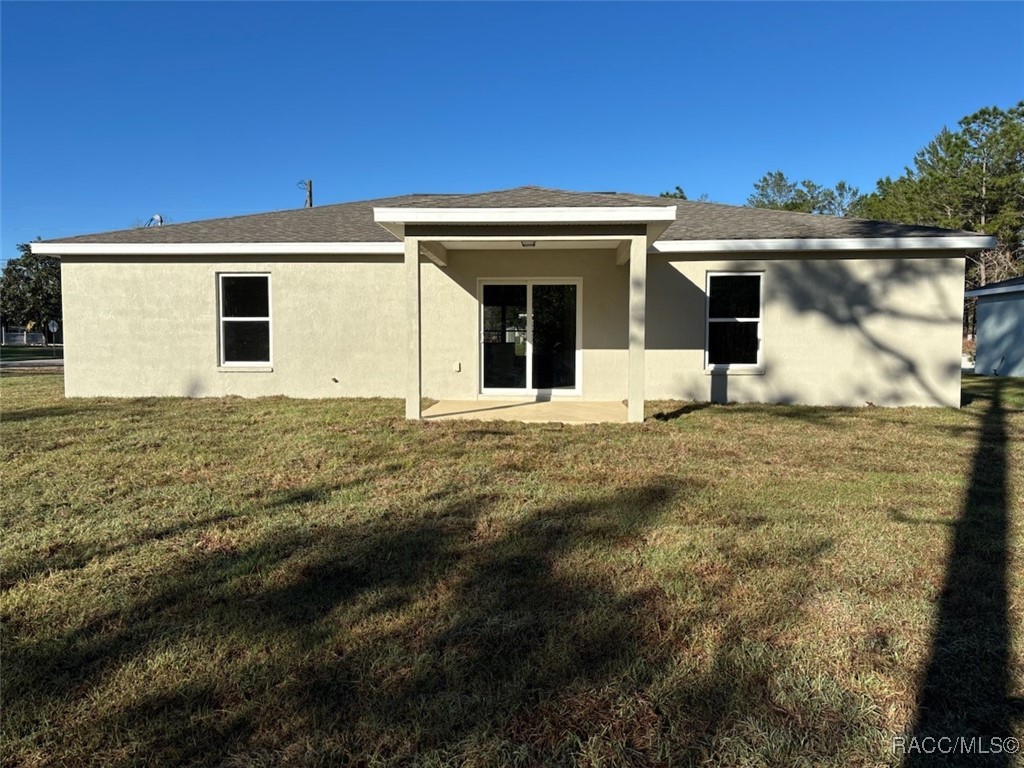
0 242 61 339
664 101 1024 292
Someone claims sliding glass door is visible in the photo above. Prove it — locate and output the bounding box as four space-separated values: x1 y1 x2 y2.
531 284 577 390
482 284 528 389
480 280 580 396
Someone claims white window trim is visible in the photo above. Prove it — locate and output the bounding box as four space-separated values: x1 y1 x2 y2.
218 273 273 367
705 271 765 373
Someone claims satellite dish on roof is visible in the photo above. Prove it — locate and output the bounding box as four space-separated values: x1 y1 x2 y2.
144 214 163 227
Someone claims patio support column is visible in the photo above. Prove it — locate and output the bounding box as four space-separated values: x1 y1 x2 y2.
627 235 647 423
404 237 422 420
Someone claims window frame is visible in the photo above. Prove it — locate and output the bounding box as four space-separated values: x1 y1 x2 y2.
218 272 273 367
704 270 764 372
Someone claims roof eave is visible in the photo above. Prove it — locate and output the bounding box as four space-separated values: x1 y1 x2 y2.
29 242 405 257
653 235 997 253
30 233 996 257
965 283 1024 298
372 205 678 229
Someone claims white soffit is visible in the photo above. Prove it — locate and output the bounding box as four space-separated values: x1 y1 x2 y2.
30 242 406 256
652 236 997 253
32 234 996 257
442 239 618 251
373 205 678 225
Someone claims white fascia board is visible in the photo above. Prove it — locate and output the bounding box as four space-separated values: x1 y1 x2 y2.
651 236 997 253
965 284 1024 298
29 242 405 256
373 205 677 225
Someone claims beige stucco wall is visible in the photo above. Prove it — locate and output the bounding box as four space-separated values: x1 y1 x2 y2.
645 254 965 407
60 250 965 408
60 255 408 398
420 248 627 400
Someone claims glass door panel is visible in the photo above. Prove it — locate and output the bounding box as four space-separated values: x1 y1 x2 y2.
482 284 527 389
531 284 577 390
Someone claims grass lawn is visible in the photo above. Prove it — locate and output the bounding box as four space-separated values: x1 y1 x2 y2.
2 372 1022 767
0 345 63 362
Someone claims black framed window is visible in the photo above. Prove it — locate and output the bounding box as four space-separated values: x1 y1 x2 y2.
219 274 271 364
706 273 762 367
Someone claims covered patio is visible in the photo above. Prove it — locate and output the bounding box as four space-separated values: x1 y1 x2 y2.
373 197 678 423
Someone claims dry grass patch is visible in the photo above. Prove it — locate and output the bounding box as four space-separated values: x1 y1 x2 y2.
2 372 1022 766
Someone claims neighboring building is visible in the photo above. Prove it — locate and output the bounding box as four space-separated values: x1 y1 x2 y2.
31 186 995 421
966 276 1024 377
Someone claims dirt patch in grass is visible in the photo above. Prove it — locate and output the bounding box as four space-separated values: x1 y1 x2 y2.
2 373 1022 766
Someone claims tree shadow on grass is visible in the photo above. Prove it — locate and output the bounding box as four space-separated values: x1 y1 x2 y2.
6 488 496 763
649 398 868 429
0 509 241 591
7 476 847 765
902 378 1022 766
1 402 109 424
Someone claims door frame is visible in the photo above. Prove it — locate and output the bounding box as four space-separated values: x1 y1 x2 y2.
477 277 583 398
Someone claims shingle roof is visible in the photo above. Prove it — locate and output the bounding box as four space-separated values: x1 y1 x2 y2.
42 185 982 245
44 193 435 244
396 187 675 209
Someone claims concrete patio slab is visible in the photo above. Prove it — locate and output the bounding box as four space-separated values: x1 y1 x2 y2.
422 399 628 424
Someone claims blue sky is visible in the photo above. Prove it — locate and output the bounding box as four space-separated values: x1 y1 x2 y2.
2 1 1022 261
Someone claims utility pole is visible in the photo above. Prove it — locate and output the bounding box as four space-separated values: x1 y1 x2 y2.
303 179 313 208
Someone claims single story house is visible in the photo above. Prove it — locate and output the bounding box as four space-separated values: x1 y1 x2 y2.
31 186 995 422
965 275 1024 377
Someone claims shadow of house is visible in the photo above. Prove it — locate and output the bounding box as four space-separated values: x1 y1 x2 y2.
904 379 1020 767
652 401 714 421
644 256 708 352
